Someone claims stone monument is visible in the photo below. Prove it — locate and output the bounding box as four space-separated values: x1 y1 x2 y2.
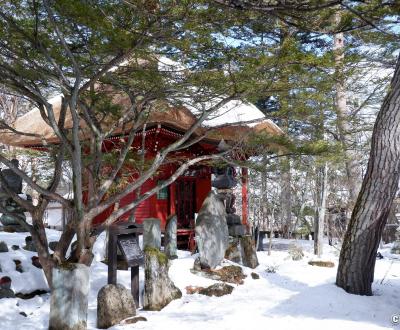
212 166 259 268
164 215 177 259
195 191 229 269
143 218 161 250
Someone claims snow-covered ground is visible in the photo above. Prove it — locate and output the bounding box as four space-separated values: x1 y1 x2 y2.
0 230 399 330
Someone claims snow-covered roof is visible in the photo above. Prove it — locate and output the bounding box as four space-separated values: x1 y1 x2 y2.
0 57 283 147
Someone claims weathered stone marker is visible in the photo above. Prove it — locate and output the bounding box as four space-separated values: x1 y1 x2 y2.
164 214 177 259
49 264 90 330
195 191 229 269
97 284 136 329
143 247 182 311
143 218 161 250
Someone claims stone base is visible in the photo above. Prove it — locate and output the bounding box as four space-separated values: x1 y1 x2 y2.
228 224 246 237
225 236 259 269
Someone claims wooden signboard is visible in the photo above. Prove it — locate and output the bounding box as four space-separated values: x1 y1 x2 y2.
117 233 144 266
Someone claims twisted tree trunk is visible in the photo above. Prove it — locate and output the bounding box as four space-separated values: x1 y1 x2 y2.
336 54 400 295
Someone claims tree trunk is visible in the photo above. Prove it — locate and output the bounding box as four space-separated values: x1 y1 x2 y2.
314 163 328 257
336 54 400 296
334 15 361 204
30 211 54 286
280 156 291 238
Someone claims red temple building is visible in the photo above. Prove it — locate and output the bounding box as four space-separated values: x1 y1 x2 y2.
0 95 282 246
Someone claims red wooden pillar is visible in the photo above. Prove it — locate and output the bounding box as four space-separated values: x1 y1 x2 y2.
169 183 176 216
241 167 248 226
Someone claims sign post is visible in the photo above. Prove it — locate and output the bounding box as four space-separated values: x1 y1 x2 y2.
107 223 143 307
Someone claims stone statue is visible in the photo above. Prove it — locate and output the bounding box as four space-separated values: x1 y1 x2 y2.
211 166 245 237
0 159 23 196
211 166 238 190
0 159 29 232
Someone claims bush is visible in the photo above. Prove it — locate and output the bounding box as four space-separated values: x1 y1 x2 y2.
265 265 278 273
288 244 304 261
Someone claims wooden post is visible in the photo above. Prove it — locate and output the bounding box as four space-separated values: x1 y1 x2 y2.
131 265 140 308
107 231 117 285
241 167 248 227
169 183 176 215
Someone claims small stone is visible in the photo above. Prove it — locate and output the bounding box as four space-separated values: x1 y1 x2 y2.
11 245 19 250
19 312 27 317
186 283 234 297
97 284 136 329
0 241 8 252
23 236 36 252
193 257 202 271
191 265 246 285
13 260 23 273
31 256 42 269
251 272 260 279
185 285 201 294
0 276 12 289
0 277 14 298
0 288 15 298
120 316 147 325
308 260 335 268
212 265 246 284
